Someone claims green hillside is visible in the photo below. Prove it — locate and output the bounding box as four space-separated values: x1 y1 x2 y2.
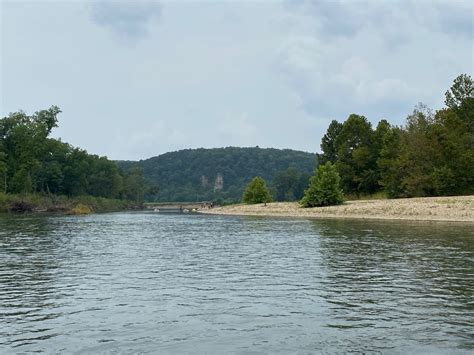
119 147 317 203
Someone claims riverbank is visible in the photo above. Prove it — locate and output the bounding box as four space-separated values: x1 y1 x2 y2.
200 195 474 222
0 193 141 214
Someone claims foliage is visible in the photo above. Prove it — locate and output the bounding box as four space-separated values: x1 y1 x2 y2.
118 147 317 203
242 176 272 204
300 162 344 207
272 167 310 201
319 73 473 198
334 114 378 195
320 120 343 164
0 192 134 213
445 74 473 109
68 203 92 215
0 107 145 203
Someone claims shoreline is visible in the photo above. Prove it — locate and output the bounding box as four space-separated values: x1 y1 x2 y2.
199 195 474 223
0 193 142 215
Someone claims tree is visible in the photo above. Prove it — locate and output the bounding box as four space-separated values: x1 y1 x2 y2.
122 166 145 203
445 74 473 109
300 162 344 207
272 167 312 201
320 120 343 164
398 104 442 197
0 106 146 200
377 126 403 197
87 156 123 198
242 176 272 204
334 114 377 195
432 78 474 195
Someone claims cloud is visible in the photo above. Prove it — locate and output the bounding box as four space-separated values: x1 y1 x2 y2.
2 1 472 159
89 1 162 41
286 0 473 40
275 0 472 124
277 36 419 121
433 1 473 38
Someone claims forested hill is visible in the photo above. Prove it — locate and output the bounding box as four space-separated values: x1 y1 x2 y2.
118 147 317 203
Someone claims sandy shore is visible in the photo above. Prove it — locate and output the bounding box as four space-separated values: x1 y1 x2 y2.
200 195 474 222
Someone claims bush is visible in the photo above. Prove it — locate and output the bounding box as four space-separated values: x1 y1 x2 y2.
67 203 92 215
242 176 272 204
300 162 344 207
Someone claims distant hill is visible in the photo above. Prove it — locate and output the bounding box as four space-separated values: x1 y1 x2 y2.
118 147 317 203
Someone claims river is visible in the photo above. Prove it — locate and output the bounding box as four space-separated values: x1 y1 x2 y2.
1 212 473 353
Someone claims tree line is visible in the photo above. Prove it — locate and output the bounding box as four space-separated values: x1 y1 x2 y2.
0 107 146 203
318 74 473 198
3 74 470 208
243 74 473 206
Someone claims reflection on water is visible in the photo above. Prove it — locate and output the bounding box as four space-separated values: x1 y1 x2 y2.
0 213 473 353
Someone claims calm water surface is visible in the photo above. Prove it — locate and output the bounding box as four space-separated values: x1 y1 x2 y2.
0 212 473 353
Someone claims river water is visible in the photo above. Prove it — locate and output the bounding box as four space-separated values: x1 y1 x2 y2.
0 212 473 353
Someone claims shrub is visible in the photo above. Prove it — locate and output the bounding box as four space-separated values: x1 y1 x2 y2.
300 162 344 207
242 176 272 204
67 203 92 215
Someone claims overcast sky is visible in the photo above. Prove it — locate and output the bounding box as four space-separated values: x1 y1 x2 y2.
1 0 473 160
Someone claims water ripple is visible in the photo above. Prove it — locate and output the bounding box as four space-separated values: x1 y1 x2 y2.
0 213 473 353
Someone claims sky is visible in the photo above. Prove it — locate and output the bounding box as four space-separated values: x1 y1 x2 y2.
1 0 473 160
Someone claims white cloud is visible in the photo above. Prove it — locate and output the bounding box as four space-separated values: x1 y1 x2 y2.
275 0 473 124
1 1 472 159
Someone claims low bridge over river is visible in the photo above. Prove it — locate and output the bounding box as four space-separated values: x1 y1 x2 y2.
144 202 213 212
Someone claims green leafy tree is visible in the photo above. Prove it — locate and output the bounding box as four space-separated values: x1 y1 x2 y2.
242 176 272 204
62 148 90 196
301 162 344 207
87 156 123 198
334 114 377 195
320 120 343 164
377 126 403 197
122 166 145 203
445 74 473 109
272 167 312 201
432 76 474 195
0 106 144 201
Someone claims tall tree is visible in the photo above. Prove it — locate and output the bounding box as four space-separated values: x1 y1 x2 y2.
397 104 441 196
320 120 343 164
445 74 474 109
335 114 377 195
377 127 403 197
